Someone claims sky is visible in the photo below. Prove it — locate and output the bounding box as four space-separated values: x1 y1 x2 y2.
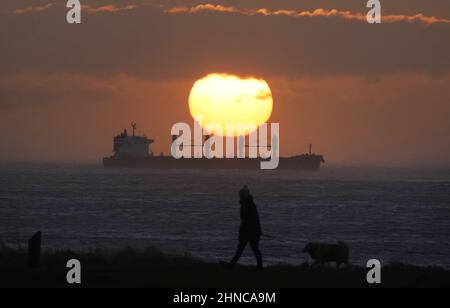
0 0 449 166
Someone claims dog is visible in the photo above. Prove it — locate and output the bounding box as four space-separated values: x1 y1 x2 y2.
302 242 349 268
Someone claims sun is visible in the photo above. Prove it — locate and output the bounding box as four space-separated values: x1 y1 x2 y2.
188 73 273 137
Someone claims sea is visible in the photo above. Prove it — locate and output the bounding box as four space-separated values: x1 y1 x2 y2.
1 163 449 268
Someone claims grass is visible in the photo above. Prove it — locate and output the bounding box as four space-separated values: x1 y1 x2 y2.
1 245 449 288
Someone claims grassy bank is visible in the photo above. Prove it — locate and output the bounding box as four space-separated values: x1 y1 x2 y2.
1 246 449 288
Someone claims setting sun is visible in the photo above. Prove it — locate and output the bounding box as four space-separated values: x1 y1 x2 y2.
188 73 273 137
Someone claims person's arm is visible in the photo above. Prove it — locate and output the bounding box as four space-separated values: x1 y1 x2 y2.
240 204 246 222
256 212 262 235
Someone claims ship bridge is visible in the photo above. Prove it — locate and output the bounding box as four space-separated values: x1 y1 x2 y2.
113 123 154 158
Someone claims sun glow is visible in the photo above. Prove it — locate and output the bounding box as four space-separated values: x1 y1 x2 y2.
188 73 273 137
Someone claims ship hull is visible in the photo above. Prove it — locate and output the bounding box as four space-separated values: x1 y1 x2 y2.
103 155 324 170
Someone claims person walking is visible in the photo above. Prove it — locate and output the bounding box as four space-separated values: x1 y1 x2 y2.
228 185 263 270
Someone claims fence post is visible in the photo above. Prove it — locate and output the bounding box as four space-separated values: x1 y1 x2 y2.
28 231 41 269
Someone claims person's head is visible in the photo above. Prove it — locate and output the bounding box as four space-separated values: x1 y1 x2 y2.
239 185 253 204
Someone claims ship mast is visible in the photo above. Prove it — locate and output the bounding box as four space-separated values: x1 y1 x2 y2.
131 122 137 137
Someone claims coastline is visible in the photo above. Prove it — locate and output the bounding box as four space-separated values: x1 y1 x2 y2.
1 247 450 288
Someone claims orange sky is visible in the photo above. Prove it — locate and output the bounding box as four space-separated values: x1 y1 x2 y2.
0 0 449 166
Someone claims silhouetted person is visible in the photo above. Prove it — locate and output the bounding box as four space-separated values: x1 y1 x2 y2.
228 186 263 270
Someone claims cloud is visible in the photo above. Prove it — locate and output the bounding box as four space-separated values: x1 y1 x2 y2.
13 2 450 26
0 73 118 111
166 4 450 26
14 3 55 15
84 4 139 14
3 1 449 80
166 4 238 14
13 2 139 16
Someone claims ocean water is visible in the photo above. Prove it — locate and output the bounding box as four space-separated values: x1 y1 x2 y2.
0 164 449 267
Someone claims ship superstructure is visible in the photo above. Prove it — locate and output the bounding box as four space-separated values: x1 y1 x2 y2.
112 123 154 158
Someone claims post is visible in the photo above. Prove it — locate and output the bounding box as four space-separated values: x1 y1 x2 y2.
132 122 137 137
28 231 41 269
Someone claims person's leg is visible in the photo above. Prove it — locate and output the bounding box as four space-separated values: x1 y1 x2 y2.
230 241 247 266
249 239 263 269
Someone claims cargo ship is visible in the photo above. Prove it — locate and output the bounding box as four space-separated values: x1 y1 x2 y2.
103 124 325 170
